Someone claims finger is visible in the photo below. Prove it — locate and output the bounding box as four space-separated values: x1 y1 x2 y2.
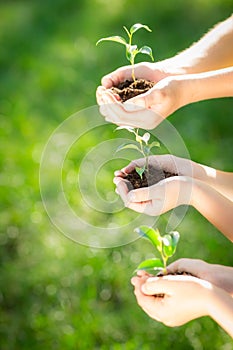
127 185 157 203
103 89 121 103
131 275 148 287
137 270 152 277
96 86 106 105
121 159 145 174
108 103 145 127
142 275 198 296
106 101 157 129
167 258 201 276
113 170 127 177
113 178 131 204
113 178 153 214
132 278 164 322
141 277 172 296
127 200 154 215
101 66 133 88
166 260 182 274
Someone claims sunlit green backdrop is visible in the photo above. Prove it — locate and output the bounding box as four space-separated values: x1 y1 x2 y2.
0 0 233 349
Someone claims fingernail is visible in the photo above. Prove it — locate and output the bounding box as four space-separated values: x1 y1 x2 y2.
141 283 149 293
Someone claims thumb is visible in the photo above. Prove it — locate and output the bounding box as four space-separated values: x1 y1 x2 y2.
128 88 162 109
141 277 172 295
128 182 164 202
128 186 154 202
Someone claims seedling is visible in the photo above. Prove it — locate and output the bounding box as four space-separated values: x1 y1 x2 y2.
96 23 154 81
115 126 160 179
135 225 180 275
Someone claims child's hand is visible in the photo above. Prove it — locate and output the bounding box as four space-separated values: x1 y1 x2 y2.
131 273 213 327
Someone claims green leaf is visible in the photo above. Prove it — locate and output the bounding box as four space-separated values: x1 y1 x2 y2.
138 45 154 61
135 226 162 252
162 234 173 257
130 23 152 35
162 232 180 258
135 166 145 179
126 44 138 62
149 141 160 150
96 36 127 46
136 258 163 271
115 143 140 153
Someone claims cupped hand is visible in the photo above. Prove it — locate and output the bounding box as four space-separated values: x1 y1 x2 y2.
114 155 194 179
99 62 171 89
131 273 212 326
96 63 187 129
113 156 194 216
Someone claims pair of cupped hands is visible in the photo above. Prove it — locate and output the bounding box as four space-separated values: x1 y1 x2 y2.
96 62 197 216
96 62 233 327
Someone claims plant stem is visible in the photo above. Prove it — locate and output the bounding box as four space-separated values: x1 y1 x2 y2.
145 155 149 173
131 58 135 81
161 254 168 275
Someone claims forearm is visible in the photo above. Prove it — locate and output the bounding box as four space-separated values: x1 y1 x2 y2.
161 15 233 74
191 180 233 241
208 286 233 338
185 67 233 102
190 161 233 201
173 67 233 112
205 264 233 297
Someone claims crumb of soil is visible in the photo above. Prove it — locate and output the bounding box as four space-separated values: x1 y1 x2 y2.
111 79 155 102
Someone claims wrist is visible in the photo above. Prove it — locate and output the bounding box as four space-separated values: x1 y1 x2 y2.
156 57 191 76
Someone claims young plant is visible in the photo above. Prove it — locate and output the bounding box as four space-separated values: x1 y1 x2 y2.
135 225 180 275
96 23 154 81
115 126 160 179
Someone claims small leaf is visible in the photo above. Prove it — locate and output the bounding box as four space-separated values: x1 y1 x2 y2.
169 231 180 255
115 143 141 153
149 141 160 150
162 234 174 258
135 226 162 252
126 44 138 62
130 23 152 35
136 166 145 179
136 258 163 271
142 132 150 144
96 36 127 46
138 45 154 61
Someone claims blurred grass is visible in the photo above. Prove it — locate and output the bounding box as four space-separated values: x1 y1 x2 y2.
0 0 233 349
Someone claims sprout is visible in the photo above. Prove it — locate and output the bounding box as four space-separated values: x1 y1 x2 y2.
115 126 160 179
96 23 154 81
135 225 180 275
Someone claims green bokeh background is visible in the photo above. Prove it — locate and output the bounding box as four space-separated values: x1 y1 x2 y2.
0 0 233 349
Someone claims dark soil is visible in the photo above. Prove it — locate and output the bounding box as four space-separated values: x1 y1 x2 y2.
126 164 177 190
111 79 155 102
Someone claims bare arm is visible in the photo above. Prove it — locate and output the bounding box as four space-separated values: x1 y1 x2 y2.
191 179 233 242
162 14 233 74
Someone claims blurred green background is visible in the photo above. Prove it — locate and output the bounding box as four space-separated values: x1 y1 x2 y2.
0 0 233 349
